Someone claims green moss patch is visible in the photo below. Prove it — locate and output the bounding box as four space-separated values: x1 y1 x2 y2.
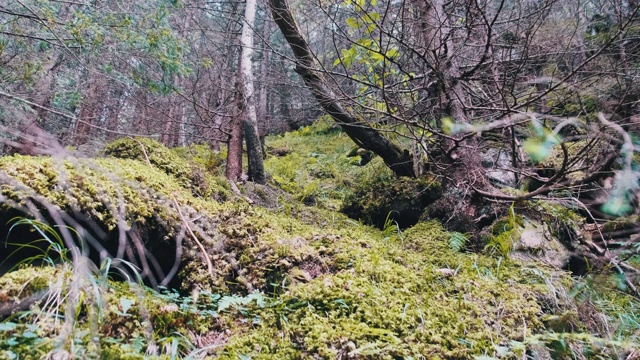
215 222 575 359
1 220 588 359
105 137 230 200
341 172 441 229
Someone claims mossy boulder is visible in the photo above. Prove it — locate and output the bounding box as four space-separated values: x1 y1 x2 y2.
104 137 193 179
0 266 58 320
104 137 230 200
0 154 328 293
341 173 441 229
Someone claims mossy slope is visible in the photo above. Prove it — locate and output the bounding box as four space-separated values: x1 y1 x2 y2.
0 130 637 359
217 222 574 359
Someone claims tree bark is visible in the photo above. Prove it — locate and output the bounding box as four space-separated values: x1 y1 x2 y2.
75 73 100 146
241 0 266 184
226 61 244 181
258 15 271 155
106 82 125 141
161 103 174 147
268 0 415 177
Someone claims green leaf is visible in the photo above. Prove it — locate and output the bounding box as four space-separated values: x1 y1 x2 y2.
441 117 454 134
0 323 17 332
522 138 550 163
601 195 633 216
366 12 381 22
346 17 361 29
340 48 355 68
120 298 135 315
21 331 37 339
369 51 384 62
6 338 18 346
522 132 560 163
385 48 399 59
441 117 472 135
448 232 469 252
218 295 242 312
357 38 374 47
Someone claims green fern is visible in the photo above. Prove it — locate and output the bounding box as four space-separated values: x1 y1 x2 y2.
485 203 522 257
382 211 404 244
448 232 470 253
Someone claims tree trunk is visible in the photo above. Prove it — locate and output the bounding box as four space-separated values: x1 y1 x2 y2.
258 15 271 155
161 104 174 147
412 0 467 122
75 73 99 146
106 83 125 141
241 0 266 184
268 0 415 177
226 63 244 181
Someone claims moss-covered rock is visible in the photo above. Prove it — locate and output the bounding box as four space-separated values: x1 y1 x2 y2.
0 154 324 293
0 266 58 320
104 137 193 179
104 137 230 201
341 173 441 229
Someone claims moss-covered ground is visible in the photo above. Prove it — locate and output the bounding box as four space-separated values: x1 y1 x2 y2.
0 120 638 359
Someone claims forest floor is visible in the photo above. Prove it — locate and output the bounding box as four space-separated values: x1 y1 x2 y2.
0 118 639 359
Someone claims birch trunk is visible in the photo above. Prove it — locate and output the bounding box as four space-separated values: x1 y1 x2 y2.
240 0 266 184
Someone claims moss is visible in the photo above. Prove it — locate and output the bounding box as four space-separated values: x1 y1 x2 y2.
601 215 639 233
215 222 571 359
104 138 192 179
0 153 365 295
0 266 57 302
482 206 524 257
2 119 635 358
104 137 230 201
525 200 584 247
1 265 224 359
264 118 374 211
534 139 608 185
341 172 441 229
546 88 599 116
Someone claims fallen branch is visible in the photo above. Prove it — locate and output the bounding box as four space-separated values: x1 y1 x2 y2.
573 198 639 298
128 136 152 168
171 194 214 277
228 180 255 205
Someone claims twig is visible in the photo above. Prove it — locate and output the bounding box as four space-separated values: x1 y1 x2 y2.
228 180 254 204
128 136 152 168
573 198 639 297
583 236 639 298
171 195 214 277
0 89 152 137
